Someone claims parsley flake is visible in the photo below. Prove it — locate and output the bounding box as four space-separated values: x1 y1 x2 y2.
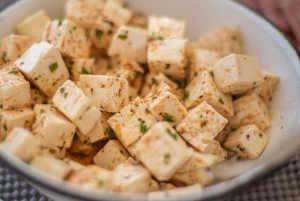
95 29 103 39
117 34 128 40
166 128 177 140
60 87 65 93
163 113 175 122
49 62 58 72
163 153 171 164
49 149 56 154
82 68 91 74
40 109 45 114
9 69 18 74
140 122 150 133
58 20 63 26
218 97 224 104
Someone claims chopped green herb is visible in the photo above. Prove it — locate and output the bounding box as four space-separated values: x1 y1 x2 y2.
52 106 59 112
218 97 224 104
140 122 150 133
49 149 56 154
60 87 65 93
83 139 89 144
40 109 45 114
164 64 170 69
201 121 207 127
34 77 39 81
20 62 24 65
163 113 175 122
95 29 103 39
49 62 58 72
58 20 63 26
253 82 256 85
163 153 171 164
232 35 237 40
117 34 128 40
8 70 18 74
231 128 237 132
157 36 164 40
64 93 68 98
68 60 74 65
166 128 177 140
68 68 74 76
107 30 113 35
173 78 183 88
107 128 115 139
151 78 157 85
3 124 7 131
184 90 190 99
123 3 128 8
239 147 245 152
194 72 198 77
106 64 113 70
52 82 57 86
200 114 203 118
134 71 142 78
82 67 91 74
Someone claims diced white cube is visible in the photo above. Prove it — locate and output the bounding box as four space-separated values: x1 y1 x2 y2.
147 38 187 80
229 93 271 131
184 70 234 118
0 107 34 140
43 20 91 59
101 1 132 27
63 158 85 171
107 97 157 148
130 122 193 181
171 168 213 187
65 58 94 81
213 54 265 94
15 42 70 96
30 89 48 108
204 140 228 162
52 80 101 134
223 125 269 159
16 10 51 40
0 68 31 110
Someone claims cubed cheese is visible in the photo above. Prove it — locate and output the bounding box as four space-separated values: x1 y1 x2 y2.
107 97 157 148
130 122 193 181
15 42 69 96
147 38 187 80
223 124 269 159
0 107 34 140
204 140 228 162
30 89 48 109
176 101 228 151
184 70 234 118
213 54 265 94
52 80 101 134
229 93 271 131
65 58 94 82
0 68 31 110
43 20 91 59
101 1 132 27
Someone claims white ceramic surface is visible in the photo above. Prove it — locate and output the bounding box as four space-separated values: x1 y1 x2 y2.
1 0 300 200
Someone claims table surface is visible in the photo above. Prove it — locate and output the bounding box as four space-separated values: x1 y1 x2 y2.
0 0 299 201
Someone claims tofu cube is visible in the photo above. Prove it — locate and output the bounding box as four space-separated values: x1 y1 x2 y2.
171 168 213 187
130 122 193 181
101 1 132 27
15 42 70 96
107 97 157 148
108 26 148 63
1 127 40 162
213 54 265 94
78 75 129 113
229 93 271 131
0 107 34 140
176 101 228 151
0 68 31 110
52 80 101 134
197 26 242 57
148 16 185 39
43 20 91 59
147 38 187 80
16 10 51 40
93 140 130 170
204 140 228 162
223 124 269 159
33 104 76 149
30 89 48 108
144 82 188 126
184 71 234 118
0 35 34 65
65 58 94 81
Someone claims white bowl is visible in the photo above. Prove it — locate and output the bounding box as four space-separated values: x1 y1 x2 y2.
1 0 300 200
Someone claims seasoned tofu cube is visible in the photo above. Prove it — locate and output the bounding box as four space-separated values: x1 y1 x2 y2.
147 38 187 80
171 168 213 187
108 26 148 63
0 68 31 110
144 82 188 126
176 101 228 151
0 107 34 140
16 10 51 40
229 93 271 131
204 140 228 162
0 35 34 65
65 58 94 81
107 97 157 148
1 127 40 162
52 80 101 134
41 147 66 160
33 104 76 149
213 54 265 94
223 125 269 159
197 26 242 57
184 71 234 118
43 20 91 59
78 75 129 113
93 140 130 170
15 42 70 96
130 122 193 181
101 1 132 27
63 158 85 171
30 89 48 108
148 16 185 39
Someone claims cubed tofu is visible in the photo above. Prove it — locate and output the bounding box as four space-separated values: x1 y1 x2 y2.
107 97 157 148
93 140 130 170
171 168 213 187
16 10 51 40
108 26 148 63
0 68 31 110
130 122 193 181
176 101 228 151
43 20 91 59
78 75 129 113
204 140 228 162
229 93 271 131
15 42 70 96
223 125 269 159
0 35 34 65
184 70 234 118
65 58 94 81
33 104 76 149
148 16 185 39
1 127 40 162
144 82 187 126
101 1 132 27
197 26 242 57
41 147 66 160
52 80 101 134
63 158 85 171
147 38 187 80
30 154 73 179
213 54 265 94
30 89 48 109
0 107 34 140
